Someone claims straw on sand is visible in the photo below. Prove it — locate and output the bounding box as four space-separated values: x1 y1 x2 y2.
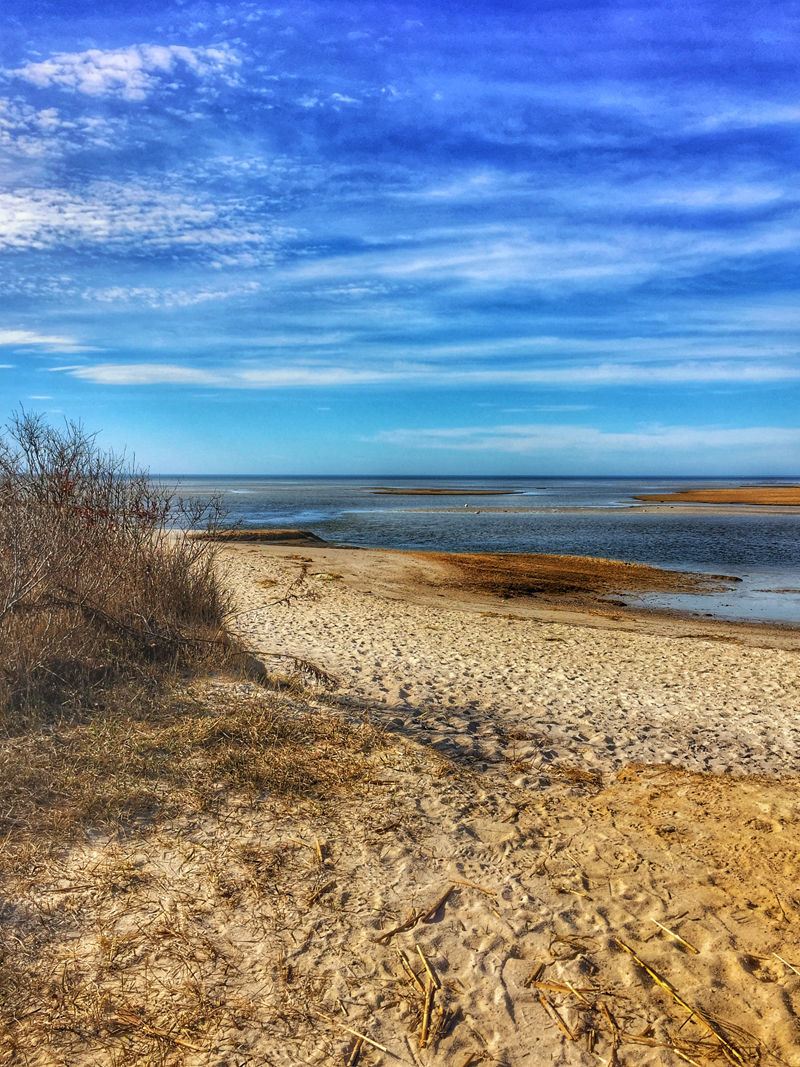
416 944 441 990
537 991 574 1040
336 1024 391 1055
419 979 434 1048
346 1036 364 1066
375 884 456 944
650 917 699 954
396 945 425 993
615 939 747 1065
449 878 497 898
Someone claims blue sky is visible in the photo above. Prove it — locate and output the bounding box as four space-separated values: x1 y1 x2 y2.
1 0 799 474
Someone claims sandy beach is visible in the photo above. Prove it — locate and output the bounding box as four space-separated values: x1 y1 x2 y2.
198 543 797 1063
224 544 800 777
5 542 800 1066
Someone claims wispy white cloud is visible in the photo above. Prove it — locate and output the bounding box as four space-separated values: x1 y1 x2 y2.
288 216 800 293
402 335 800 363
70 364 217 386
374 422 800 455
399 169 791 212
535 404 594 412
0 328 75 346
513 82 800 138
456 362 800 385
237 366 391 386
11 44 240 102
68 363 395 387
65 358 800 389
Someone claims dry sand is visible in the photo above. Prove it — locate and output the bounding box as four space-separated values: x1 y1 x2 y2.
4 543 800 1066
226 545 800 777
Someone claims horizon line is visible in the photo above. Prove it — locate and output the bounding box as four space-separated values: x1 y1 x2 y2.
150 473 800 480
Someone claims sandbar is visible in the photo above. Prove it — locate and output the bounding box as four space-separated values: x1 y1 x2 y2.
401 503 800 514
368 486 523 495
193 527 326 545
635 485 800 506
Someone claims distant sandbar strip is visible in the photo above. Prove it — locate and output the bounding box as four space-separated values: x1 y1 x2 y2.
401 504 800 515
634 486 800 506
368 487 524 496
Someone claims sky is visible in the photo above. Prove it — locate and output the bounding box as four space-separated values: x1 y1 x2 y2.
1 0 799 475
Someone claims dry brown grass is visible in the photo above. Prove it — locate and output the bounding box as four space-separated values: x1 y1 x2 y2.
0 414 400 1066
0 669 396 1066
0 411 232 718
0 681 386 875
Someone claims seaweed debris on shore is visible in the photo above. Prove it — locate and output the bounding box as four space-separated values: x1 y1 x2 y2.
192 528 329 545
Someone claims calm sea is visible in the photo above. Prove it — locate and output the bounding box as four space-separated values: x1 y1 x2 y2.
165 476 800 625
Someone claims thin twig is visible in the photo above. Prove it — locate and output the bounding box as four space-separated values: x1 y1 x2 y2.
449 878 496 898
774 952 800 976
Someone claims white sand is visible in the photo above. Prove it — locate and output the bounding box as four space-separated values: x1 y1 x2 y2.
224 545 800 779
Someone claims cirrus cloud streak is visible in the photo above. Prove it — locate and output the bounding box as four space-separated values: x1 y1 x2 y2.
374 423 800 456
66 359 800 389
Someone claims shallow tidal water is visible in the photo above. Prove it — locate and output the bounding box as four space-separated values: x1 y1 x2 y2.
167 476 800 625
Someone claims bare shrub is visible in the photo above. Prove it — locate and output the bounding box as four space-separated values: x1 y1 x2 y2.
0 411 231 718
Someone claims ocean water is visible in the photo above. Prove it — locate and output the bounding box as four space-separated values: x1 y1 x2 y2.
166 476 800 625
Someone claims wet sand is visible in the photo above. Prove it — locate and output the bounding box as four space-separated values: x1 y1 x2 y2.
194 527 327 545
414 550 736 605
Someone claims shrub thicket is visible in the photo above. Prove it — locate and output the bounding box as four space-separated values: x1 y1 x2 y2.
0 411 230 716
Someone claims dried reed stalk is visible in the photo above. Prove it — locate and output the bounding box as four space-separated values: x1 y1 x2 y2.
449 878 496 898
420 979 434 1048
396 945 425 993
420 884 454 922
346 1036 364 1066
615 939 746 1065
416 945 440 990
537 992 574 1040
650 918 699 954
337 1025 390 1054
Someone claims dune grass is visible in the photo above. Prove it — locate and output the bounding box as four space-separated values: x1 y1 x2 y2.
0 411 234 720
0 412 384 868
